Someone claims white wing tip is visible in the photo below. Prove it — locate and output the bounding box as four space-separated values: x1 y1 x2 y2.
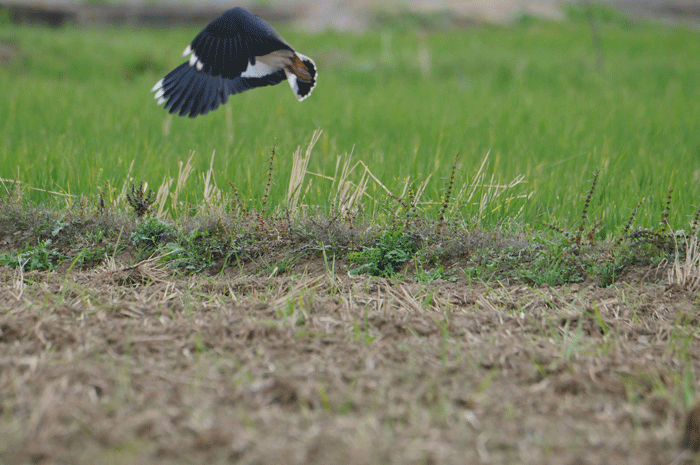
150 79 163 93
182 44 192 57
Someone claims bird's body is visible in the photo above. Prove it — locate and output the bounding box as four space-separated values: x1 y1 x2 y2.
151 7 316 118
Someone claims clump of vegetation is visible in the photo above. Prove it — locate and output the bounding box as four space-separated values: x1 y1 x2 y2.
542 169 603 249
130 217 176 255
0 239 62 271
415 264 454 282
160 227 232 272
517 236 584 286
126 182 155 218
349 229 420 277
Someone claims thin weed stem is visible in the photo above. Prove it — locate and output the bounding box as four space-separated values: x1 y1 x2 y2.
437 153 459 233
575 169 599 247
660 189 673 234
262 141 276 217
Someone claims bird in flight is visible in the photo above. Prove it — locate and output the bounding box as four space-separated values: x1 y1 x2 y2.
151 7 317 118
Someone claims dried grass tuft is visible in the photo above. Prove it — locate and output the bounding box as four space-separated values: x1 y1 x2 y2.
667 232 700 293
97 254 171 287
153 151 196 219
452 151 530 221
287 129 322 212
201 151 223 214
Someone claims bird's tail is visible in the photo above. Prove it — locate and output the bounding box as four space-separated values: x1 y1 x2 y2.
151 62 230 118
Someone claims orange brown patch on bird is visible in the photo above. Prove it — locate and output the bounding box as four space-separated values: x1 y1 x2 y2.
288 54 314 83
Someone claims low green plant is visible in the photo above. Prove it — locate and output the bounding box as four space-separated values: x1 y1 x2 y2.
519 257 583 286
146 225 238 273
263 254 299 277
0 239 62 271
130 218 176 254
415 265 454 282
277 295 307 326
349 229 419 277
592 248 634 287
351 319 376 345
76 246 112 268
518 236 584 286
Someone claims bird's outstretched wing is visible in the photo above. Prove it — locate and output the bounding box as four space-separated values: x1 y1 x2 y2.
151 7 315 117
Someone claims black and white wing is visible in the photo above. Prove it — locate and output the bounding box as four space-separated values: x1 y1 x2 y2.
151 7 316 118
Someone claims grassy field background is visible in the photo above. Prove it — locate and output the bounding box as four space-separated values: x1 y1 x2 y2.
0 10 698 232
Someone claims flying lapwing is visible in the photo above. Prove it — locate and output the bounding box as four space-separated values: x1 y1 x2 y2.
151 7 317 118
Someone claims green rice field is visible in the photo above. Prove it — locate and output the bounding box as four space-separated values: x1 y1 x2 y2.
1 10 699 232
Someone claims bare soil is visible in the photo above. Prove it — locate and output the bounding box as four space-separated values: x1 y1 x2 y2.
1 258 698 464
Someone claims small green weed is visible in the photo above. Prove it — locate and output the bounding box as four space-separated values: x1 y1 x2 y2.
75 246 112 268
349 229 419 277
592 249 634 287
277 295 308 326
158 229 229 272
130 218 176 254
519 258 583 286
264 254 299 277
415 265 455 282
518 237 584 286
351 319 376 344
0 240 62 271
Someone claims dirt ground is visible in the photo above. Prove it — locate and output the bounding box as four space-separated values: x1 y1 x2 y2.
1 257 698 464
